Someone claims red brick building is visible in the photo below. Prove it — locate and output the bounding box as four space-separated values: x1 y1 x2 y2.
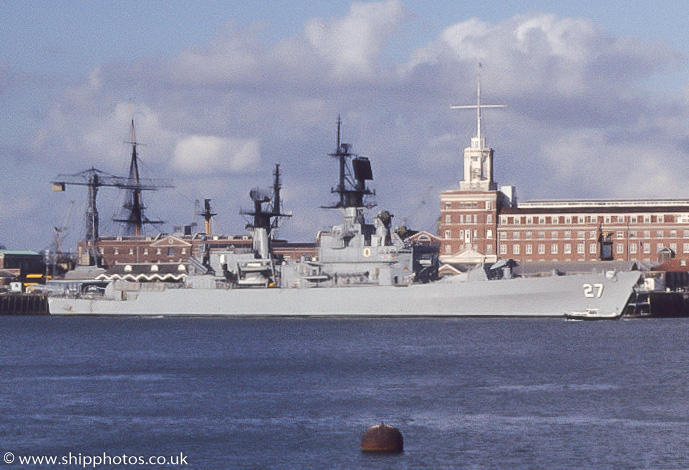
77 233 317 267
439 80 689 268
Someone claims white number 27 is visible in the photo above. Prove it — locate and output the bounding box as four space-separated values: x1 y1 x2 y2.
583 283 604 298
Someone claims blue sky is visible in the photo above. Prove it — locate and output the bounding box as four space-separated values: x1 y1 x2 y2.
1 0 688 251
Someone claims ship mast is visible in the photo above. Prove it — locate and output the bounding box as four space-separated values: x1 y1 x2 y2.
113 119 169 235
241 163 291 259
326 116 374 210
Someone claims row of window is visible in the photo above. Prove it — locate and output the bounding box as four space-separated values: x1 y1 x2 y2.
498 229 689 240
443 201 494 210
444 229 491 239
499 243 598 255
101 247 188 256
496 242 686 255
444 214 493 224
500 214 683 225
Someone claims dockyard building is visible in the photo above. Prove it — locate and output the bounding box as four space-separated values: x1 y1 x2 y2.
439 82 689 269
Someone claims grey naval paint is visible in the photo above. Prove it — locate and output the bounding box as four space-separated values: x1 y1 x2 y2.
48 271 640 317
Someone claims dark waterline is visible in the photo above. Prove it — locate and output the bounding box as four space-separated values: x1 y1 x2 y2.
2 317 689 469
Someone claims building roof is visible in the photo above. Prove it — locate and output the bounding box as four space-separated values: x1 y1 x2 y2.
0 250 41 256
504 199 689 214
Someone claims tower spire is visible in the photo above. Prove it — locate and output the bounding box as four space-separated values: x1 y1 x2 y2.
451 63 505 149
452 64 505 191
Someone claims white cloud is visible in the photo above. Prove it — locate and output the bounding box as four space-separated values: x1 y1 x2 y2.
304 0 408 79
13 4 689 249
172 135 260 174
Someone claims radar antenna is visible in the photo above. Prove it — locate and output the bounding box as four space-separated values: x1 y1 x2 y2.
324 116 374 209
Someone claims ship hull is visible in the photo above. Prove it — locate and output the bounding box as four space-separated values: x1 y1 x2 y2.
48 271 640 317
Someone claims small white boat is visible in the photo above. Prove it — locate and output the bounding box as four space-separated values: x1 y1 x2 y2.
565 308 621 321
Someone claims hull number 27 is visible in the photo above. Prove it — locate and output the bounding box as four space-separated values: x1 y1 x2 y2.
583 283 604 298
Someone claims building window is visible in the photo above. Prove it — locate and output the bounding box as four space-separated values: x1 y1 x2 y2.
564 231 571 239
500 245 507 255
630 243 637 254
564 244 571 254
513 232 520 240
526 232 532 239
659 215 665 223
445 230 451 239
683 243 689 254
643 230 650 238
473 214 478 224
538 244 545 254
590 244 597 254
168 248 174 257
538 231 545 239
565 216 572 224
577 243 585 254
657 243 664 252
631 216 637 223
656 231 663 238
589 231 596 239
445 245 452 254
445 215 451 224
577 231 585 239
156 248 162 255
486 244 493 254
539 217 545 224
644 215 651 223
128 248 134 255
643 243 651 254
551 244 558 254
444 202 451 210
486 229 493 239
629 231 637 238
526 217 533 224
617 244 624 254
487 214 493 224
181 248 187 255
114 249 119 255
487 201 493 210
551 232 558 239
604 216 611 224
616 231 624 239
514 217 520 225
513 244 520 255
671 243 677 252
143 248 149 255
526 244 533 254
670 230 677 238
501 216 507 224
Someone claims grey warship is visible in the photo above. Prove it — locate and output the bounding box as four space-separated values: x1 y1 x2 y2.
48 120 640 317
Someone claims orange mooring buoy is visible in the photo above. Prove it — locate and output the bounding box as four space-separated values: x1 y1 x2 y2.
361 422 404 453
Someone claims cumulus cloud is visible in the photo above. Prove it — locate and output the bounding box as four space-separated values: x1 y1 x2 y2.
304 0 408 79
11 3 689 249
172 135 260 174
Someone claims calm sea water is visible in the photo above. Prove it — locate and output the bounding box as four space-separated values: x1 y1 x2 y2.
2 317 689 469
